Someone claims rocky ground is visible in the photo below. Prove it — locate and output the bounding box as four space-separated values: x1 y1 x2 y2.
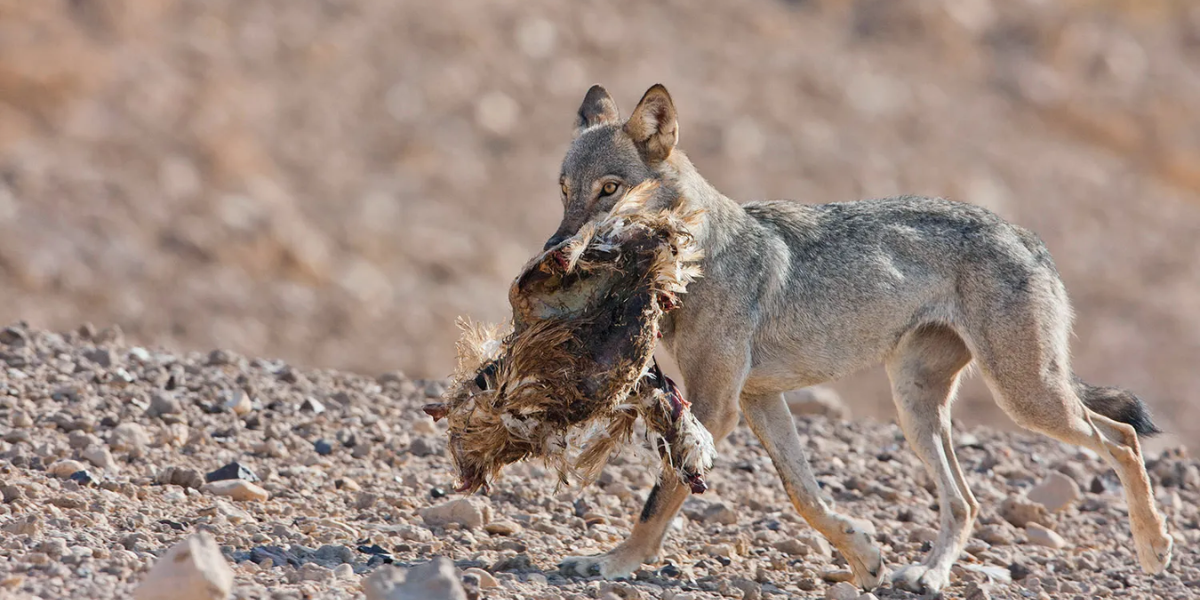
1 323 1197 599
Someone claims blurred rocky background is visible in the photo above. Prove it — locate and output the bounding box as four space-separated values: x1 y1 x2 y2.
1 0 1198 443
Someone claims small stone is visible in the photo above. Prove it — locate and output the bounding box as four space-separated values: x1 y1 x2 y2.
774 539 808 556
147 393 182 418
1000 495 1049 528
964 582 992 600
705 544 737 558
206 461 260 483
1026 472 1080 513
68 470 97 486
224 390 253 416
48 459 89 478
335 478 361 491
484 520 521 535
69 431 100 449
83 445 118 471
975 525 1012 546
156 467 206 489
201 480 269 502
1008 560 1032 581
314 439 334 456
134 533 233 600
430 487 447 499
420 497 492 529
2 484 23 503
300 397 325 414
909 526 939 543
409 437 441 457
821 569 854 583
365 557 466 600
825 582 860 600
110 423 151 452
1024 523 1067 549
464 567 498 588
701 501 738 525
785 386 848 419
333 563 354 579
355 492 379 510
83 348 113 367
11 411 32 428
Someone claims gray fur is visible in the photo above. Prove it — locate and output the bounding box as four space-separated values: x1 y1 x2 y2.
551 85 1172 593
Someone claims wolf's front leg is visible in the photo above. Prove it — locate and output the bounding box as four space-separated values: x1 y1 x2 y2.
558 476 691 578
740 391 885 590
560 355 743 579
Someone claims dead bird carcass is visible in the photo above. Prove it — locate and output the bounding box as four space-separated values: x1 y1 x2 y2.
423 182 716 495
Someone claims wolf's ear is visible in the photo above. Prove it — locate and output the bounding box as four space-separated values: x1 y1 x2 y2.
624 84 678 164
574 85 620 136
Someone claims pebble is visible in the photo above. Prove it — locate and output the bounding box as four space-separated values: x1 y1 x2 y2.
1026 472 1080 513
484 520 522 535
156 466 206 489
110 423 151 452
133 533 233 600
1025 522 1067 549
225 390 253 415
201 480 270 502
83 445 118 471
314 439 334 456
48 459 89 479
825 582 860 600
146 393 182 418
420 497 492 529
463 567 498 588
1000 495 1049 528
206 461 260 483
365 557 467 600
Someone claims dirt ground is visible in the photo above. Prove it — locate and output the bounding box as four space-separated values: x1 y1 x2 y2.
1 0 1199 446
1 323 1198 599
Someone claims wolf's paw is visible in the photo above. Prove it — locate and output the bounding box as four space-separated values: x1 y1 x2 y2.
558 549 644 579
1134 526 1173 575
842 528 884 590
890 564 950 595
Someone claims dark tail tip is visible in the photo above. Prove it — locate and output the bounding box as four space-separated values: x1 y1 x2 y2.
1075 377 1162 437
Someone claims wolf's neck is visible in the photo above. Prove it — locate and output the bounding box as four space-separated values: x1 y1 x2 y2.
660 151 746 254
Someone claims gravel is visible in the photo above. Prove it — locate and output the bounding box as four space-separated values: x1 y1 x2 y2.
0 323 1197 599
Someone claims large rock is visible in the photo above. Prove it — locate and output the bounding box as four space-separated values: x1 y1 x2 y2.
364 557 467 600
1026 472 1080 513
134 533 234 600
784 386 848 419
419 497 491 529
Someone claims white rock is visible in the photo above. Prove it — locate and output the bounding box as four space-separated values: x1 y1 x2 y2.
133 533 233 600
1027 472 1080 513
364 558 466 600
83 445 118 472
826 582 860 600
201 480 269 502
48 459 89 479
419 497 491 529
463 567 498 588
1025 522 1067 549
225 390 253 416
110 422 152 452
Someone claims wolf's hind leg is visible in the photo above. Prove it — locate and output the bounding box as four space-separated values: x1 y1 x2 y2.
884 325 976 594
740 391 884 590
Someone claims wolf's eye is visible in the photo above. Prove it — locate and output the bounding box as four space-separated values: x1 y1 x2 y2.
600 181 620 197
560 182 569 198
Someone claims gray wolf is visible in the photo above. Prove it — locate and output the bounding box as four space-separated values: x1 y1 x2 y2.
546 83 1172 594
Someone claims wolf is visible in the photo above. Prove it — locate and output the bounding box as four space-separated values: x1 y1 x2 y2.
544 83 1173 594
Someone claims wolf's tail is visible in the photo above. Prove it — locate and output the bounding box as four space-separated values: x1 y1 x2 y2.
1073 375 1161 437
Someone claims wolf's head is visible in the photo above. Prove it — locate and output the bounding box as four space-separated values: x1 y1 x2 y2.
544 84 682 250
